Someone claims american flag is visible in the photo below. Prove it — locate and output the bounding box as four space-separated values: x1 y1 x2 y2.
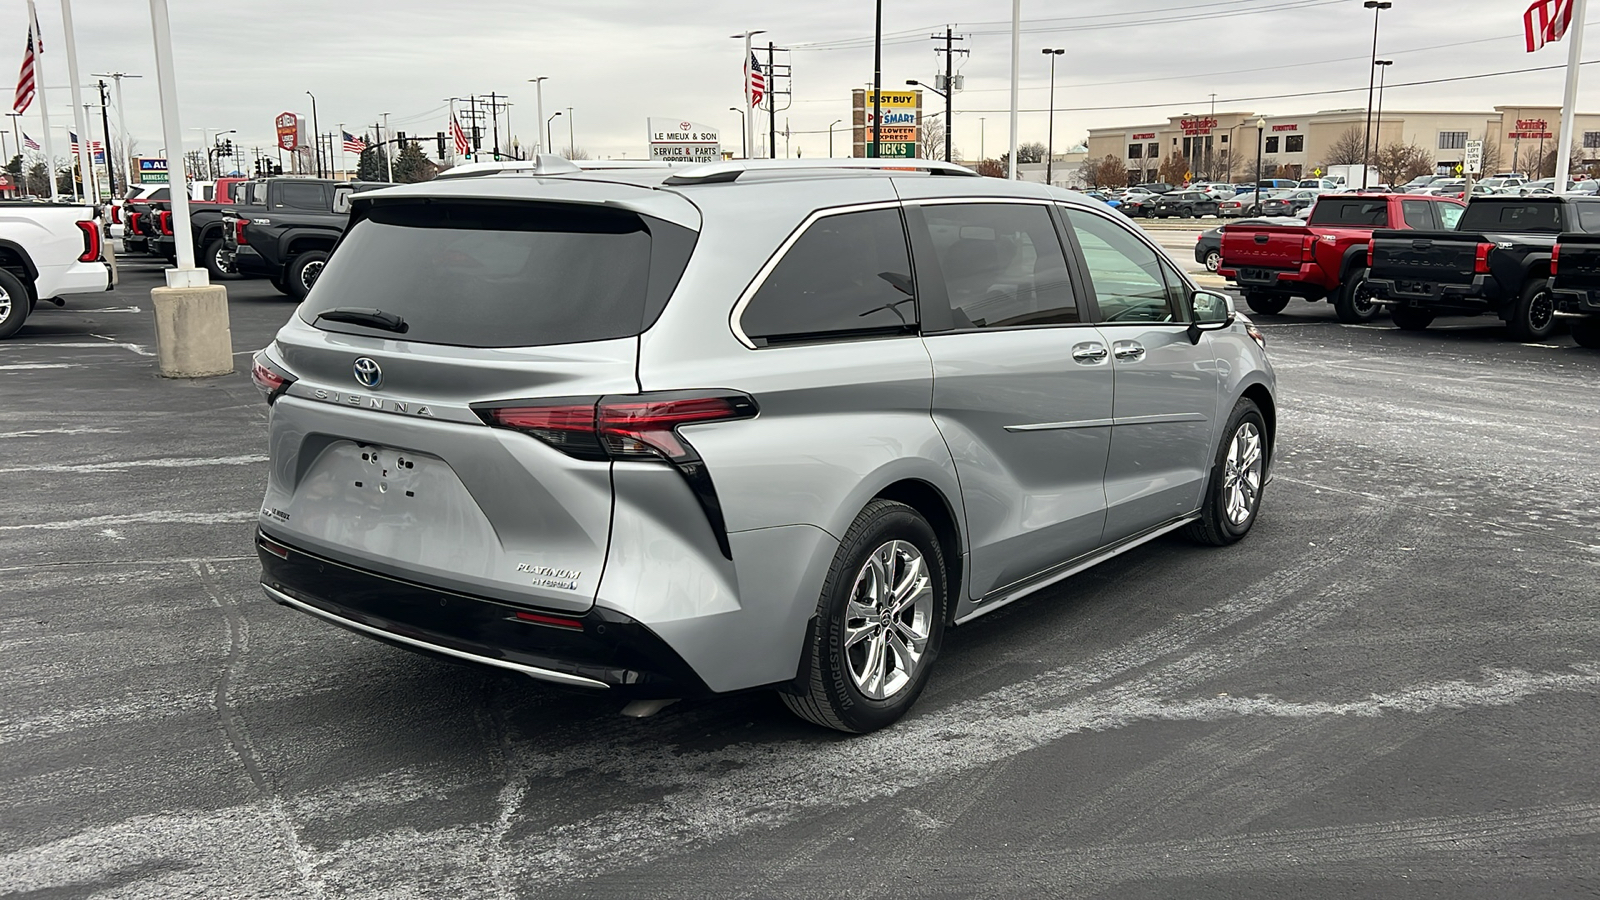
343 131 367 153
12 9 41 115
1525 0 1575 52
747 52 765 107
23 132 39 151
69 131 105 161
451 114 470 156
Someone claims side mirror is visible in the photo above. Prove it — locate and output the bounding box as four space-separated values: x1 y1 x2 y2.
1186 289 1235 344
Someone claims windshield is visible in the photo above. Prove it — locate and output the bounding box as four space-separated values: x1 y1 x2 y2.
300 200 696 348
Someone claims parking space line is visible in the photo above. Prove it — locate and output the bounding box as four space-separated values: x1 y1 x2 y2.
11 341 154 357
0 454 267 475
0 511 257 532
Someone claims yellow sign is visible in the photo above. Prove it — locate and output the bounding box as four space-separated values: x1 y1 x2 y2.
866 91 919 107
1184 171 1193 181
1313 167 1323 177
1454 164 1464 174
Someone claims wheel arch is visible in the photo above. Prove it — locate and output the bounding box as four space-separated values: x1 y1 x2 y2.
872 477 965 618
279 230 337 260
1238 380 1277 469
0 240 40 283
1522 255 1552 282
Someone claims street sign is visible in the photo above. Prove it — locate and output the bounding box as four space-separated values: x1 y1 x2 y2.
137 157 169 184
1464 140 1484 175
1184 170 1193 181
1312 167 1323 177
1454 164 1464 175
647 118 721 163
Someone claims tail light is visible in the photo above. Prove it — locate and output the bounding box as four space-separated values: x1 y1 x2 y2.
127 211 140 234
478 391 760 559
1366 240 1375 267
159 211 173 235
110 204 121 224
1474 242 1493 275
1301 234 1316 263
249 353 295 403
1552 242 1561 276
233 217 250 245
74 220 101 262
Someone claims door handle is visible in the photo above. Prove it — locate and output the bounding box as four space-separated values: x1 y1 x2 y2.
1071 342 1109 363
1113 341 1146 361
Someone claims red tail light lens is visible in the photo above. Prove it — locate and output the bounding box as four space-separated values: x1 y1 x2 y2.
486 402 609 460
110 205 121 224
512 611 584 630
1366 239 1375 267
159 211 173 235
250 353 295 403
233 217 250 245
75 220 101 262
479 393 759 464
1301 234 1316 263
1474 242 1493 275
127 211 140 234
1552 242 1561 276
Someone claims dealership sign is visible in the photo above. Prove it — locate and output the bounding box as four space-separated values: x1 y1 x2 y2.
647 118 721 163
1180 116 1219 135
275 112 301 151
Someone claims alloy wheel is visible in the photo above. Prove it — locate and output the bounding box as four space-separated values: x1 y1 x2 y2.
0 285 10 325
844 539 934 701
301 260 324 291
1528 289 1554 332
1352 280 1375 314
1222 421 1264 527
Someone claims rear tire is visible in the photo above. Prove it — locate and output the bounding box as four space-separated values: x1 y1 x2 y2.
202 239 238 281
1391 304 1435 331
285 250 329 302
1506 278 1557 342
1334 268 1381 324
1186 398 1268 547
1204 249 1221 272
1571 317 1600 349
782 500 948 734
1245 292 1290 315
0 268 31 339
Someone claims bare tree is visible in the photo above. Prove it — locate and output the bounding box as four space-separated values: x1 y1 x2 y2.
1375 140 1435 186
1077 153 1124 188
1323 125 1366 167
1157 150 1189 185
917 118 946 161
1016 141 1048 164
973 158 1006 178
561 146 591 160
1479 139 1502 176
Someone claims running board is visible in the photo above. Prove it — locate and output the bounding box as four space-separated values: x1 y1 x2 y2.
954 513 1200 626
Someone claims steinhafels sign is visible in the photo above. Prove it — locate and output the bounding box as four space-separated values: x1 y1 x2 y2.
1508 118 1553 139
1180 116 1218 135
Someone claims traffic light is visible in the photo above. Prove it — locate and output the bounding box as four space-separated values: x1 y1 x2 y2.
436 132 446 158
396 131 407 147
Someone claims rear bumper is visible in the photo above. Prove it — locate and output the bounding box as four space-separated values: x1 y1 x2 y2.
1552 287 1600 316
257 530 713 698
230 245 275 277
1366 275 1501 310
34 261 112 301
1220 263 1330 297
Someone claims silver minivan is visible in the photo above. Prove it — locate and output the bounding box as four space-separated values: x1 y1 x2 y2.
252 158 1276 733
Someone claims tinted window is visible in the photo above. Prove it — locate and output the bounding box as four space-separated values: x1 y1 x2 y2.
1401 200 1436 229
301 201 694 348
921 203 1077 329
1577 204 1600 233
1457 201 1562 233
278 182 327 210
1309 198 1389 226
1438 204 1464 230
149 188 170 201
741 208 916 346
1063 208 1183 324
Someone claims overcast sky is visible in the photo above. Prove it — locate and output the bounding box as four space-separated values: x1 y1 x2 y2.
4 0 1594 166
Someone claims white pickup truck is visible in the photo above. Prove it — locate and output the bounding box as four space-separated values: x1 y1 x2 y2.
0 201 114 339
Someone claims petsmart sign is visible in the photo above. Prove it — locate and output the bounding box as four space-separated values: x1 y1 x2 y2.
647 119 721 163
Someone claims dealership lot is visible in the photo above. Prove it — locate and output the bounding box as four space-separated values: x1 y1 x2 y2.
3 256 1600 897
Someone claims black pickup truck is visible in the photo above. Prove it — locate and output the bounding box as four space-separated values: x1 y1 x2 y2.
221 179 390 300
1549 233 1600 348
1366 195 1600 340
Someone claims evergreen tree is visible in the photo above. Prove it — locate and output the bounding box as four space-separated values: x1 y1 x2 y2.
357 140 389 182
392 141 434 183
25 162 49 195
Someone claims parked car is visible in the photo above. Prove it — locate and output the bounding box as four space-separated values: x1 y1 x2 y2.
1220 193 1465 323
1219 192 1259 218
1136 181 1175 195
1298 178 1339 190
1083 190 1122 209
0 199 114 338
1477 176 1526 194
250 157 1276 733
1194 217 1302 272
1259 188 1321 217
1366 195 1600 339
1121 192 1165 218
1254 178 1298 191
1153 190 1220 218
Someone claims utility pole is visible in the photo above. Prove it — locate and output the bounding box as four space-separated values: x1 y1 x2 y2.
305 91 322 177
767 42 779 159
469 95 480 152
527 77 548 155
1042 48 1063 184
381 112 393 181
872 1 883 159
483 91 503 157
96 81 117 194
567 107 574 157
1007 0 1020 179
1360 1 1392 190
91 72 140 191
933 27 968 163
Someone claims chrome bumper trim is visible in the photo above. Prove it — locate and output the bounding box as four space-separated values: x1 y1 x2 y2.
262 583 610 690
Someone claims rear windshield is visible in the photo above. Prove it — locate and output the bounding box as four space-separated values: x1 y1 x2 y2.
1309 198 1388 226
300 200 696 348
1457 201 1562 233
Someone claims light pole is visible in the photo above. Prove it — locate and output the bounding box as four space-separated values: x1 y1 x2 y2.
1373 59 1392 181
729 108 747 158
731 31 766 160
546 111 562 158
1254 116 1266 214
1361 0 1391 191
567 107 574 157
829 119 842 157
527 77 548 155
1041 48 1064 184
91 72 140 192
907 80 950 161
980 116 986 160
381 112 394 181
305 90 322 177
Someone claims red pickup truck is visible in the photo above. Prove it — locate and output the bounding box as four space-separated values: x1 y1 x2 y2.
1219 193 1465 322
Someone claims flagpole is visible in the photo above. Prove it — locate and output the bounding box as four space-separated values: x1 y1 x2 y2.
1556 0 1588 189
59 0 96 203
26 0 60 201
1008 0 1020 179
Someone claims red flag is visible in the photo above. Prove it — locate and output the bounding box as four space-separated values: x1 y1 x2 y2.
1525 0 1575 52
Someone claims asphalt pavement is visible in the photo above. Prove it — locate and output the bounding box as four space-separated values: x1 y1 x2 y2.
3 250 1599 898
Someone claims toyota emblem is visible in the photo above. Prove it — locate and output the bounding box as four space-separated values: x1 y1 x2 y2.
353 357 382 389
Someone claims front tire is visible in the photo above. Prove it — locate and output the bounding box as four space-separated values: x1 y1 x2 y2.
782 500 948 734
1245 292 1290 315
1391 304 1435 331
1506 278 1557 342
0 267 31 339
1334 268 1381 323
285 250 329 302
1572 317 1600 349
1186 399 1268 546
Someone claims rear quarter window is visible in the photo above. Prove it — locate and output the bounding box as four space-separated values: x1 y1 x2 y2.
300 200 696 348
1577 204 1600 233
1309 199 1389 226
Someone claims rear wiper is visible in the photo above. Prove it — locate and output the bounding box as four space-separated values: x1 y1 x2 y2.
313 307 408 333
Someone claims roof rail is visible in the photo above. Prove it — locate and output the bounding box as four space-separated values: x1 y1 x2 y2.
435 155 686 181
662 158 979 186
